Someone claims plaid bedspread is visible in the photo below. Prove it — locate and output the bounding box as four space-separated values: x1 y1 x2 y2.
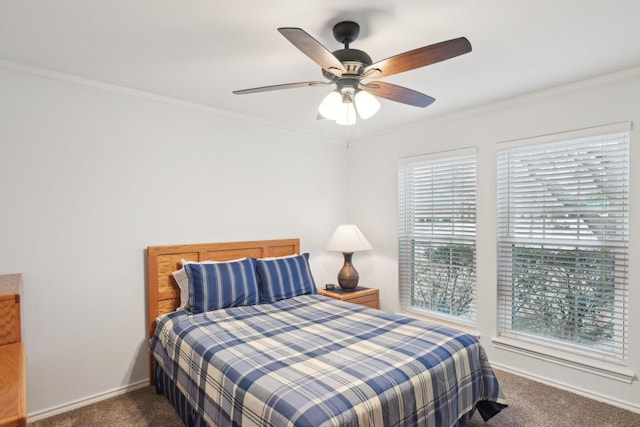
150 295 507 427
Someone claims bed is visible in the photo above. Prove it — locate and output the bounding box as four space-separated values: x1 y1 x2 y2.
147 239 507 426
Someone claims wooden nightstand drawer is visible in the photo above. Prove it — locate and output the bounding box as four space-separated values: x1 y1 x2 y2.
319 286 379 309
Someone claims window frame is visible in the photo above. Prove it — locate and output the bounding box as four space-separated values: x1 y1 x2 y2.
398 147 478 327
494 122 632 380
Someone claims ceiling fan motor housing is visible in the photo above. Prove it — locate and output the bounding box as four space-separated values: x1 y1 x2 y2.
321 21 372 79
322 48 372 79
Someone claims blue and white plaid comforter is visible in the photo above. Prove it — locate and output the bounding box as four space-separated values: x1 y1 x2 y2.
150 294 506 427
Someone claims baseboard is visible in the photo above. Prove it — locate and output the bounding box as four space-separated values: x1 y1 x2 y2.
27 379 150 422
492 363 640 414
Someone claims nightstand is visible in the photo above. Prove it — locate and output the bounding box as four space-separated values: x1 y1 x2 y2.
319 286 379 309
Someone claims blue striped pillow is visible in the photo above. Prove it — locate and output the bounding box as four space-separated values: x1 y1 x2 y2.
184 258 259 313
256 253 317 303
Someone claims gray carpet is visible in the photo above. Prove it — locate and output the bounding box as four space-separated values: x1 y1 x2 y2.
29 370 640 426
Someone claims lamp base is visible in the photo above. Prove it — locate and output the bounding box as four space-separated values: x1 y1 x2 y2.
337 252 359 290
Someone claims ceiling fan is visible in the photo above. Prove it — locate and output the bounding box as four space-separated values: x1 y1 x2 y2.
233 21 472 125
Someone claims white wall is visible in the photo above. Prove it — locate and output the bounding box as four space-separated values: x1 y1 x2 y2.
348 68 640 411
3 60 639 417
0 66 349 416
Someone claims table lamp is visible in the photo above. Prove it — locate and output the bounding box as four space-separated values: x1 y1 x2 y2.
325 224 372 290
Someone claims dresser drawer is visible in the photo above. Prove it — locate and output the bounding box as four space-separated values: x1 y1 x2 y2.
0 294 20 346
345 293 379 308
0 343 26 427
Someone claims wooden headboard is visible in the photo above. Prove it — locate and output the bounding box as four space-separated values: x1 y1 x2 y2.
146 238 300 340
146 238 300 384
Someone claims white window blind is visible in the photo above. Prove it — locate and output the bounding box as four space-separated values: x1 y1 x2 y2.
497 123 629 359
398 148 477 325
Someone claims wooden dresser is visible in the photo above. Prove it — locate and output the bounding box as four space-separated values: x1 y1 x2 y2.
0 274 26 427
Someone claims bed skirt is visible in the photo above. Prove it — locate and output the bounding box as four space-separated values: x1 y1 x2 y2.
154 359 203 427
153 359 502 427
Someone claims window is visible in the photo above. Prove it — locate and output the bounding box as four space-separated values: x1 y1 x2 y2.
398 148 477 325
497 123 629 360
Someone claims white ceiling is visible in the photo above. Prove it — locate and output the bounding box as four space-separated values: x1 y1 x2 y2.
2 0 640 142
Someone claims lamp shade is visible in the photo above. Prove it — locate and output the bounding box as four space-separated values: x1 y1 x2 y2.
318 91 341 120
354 90 381 119
326 224 372 253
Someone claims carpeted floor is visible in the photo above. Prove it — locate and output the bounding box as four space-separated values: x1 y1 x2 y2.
29 369 640 426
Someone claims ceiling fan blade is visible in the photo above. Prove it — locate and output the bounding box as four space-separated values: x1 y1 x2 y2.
233 81 330 95
364 37 471 79
278 27 347 77
362 81 435 108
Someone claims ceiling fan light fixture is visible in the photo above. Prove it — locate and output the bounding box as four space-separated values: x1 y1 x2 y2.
319 89 357 125
318 91 342 120
354 90 380 120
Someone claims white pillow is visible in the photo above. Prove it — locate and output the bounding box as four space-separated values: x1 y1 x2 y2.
172 258 247 311
172 268 190 311
258 254 299 260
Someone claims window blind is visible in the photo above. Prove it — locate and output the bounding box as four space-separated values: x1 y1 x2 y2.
398 148 477 325
497 124 629 359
